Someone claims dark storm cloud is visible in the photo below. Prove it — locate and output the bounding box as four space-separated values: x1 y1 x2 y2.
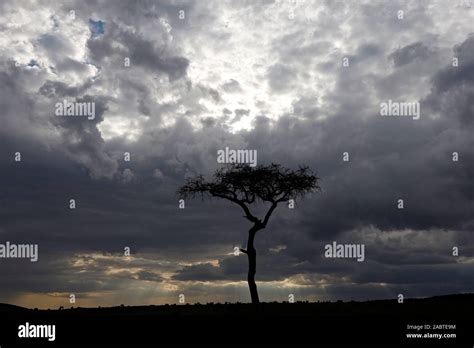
231 108 249 123
173 263 227 281
86 21 189 81
246 107 473 238
222 79 242 93
37 33 75 58
342 43 383 67
52 95 119 178
389 41 432 67
55 57 92 74
198 84 221 103
426 36 474 125
266 63 297 93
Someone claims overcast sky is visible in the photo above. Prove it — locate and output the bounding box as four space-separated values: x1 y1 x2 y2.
0 0 473 308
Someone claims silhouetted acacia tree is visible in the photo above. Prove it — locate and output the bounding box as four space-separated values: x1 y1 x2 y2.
177 163 320 304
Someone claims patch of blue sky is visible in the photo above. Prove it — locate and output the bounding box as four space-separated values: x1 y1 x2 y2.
89 19 105 39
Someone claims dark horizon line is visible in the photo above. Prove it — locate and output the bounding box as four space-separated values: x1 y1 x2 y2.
2 292 472 311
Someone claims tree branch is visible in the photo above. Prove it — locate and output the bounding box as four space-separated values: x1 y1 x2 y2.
262 202 278 228
213 194 260 224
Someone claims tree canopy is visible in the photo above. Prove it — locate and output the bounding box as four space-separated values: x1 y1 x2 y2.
178 163 320 227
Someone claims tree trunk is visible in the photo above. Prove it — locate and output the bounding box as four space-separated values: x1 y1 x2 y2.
246 226 260 304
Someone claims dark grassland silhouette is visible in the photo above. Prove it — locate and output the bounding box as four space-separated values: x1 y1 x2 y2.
178 163 320 304
2 294 473 344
